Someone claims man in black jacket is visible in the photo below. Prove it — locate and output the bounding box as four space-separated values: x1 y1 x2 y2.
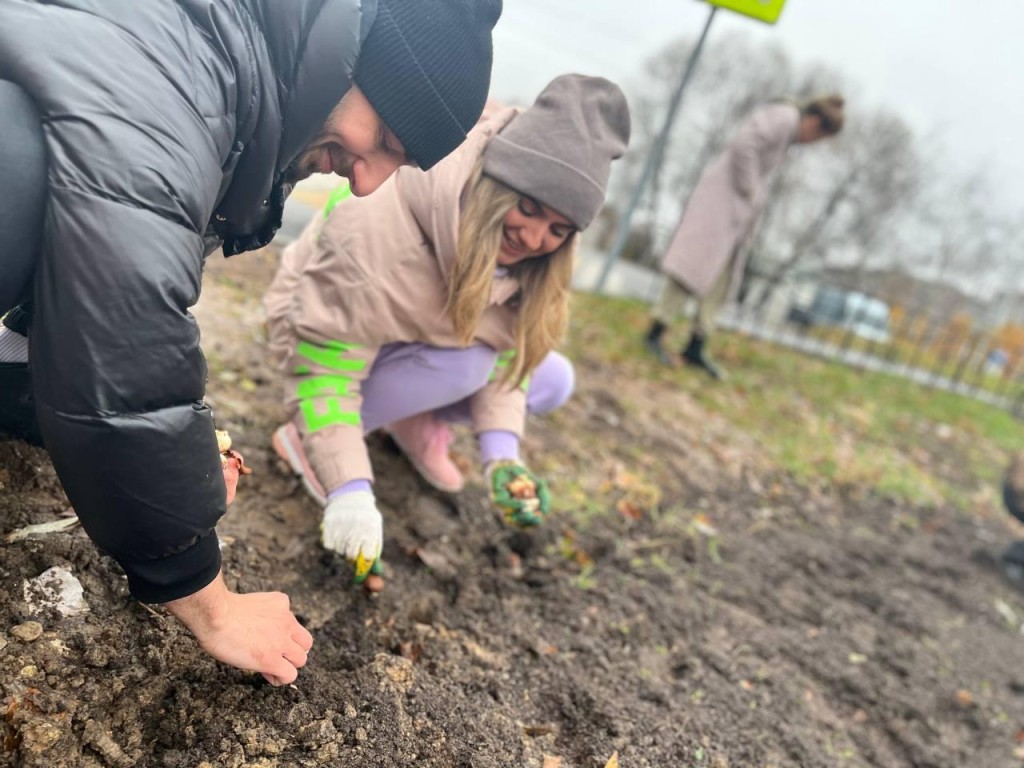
0 0 501 686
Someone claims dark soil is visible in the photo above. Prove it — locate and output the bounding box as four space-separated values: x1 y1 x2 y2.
4 249 1024 768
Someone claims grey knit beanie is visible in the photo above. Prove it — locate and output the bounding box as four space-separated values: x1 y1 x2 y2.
355 0 503 171
482 74 630 230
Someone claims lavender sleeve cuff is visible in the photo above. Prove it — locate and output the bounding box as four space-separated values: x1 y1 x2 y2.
478 429 520 465
328 478 374 499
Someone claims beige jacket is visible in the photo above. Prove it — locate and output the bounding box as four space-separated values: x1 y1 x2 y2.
661 103 799 299
264 107 530 489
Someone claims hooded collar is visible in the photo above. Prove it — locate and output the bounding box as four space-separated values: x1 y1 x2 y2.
246 0 376 170
216 0 372 254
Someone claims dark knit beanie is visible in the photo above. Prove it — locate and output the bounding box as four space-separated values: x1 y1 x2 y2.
354 0 502 171
482 74 631 230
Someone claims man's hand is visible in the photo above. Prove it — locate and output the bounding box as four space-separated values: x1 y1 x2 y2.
221 450 250 505
164 571 313 686
217 430 251 506
485 460 551 528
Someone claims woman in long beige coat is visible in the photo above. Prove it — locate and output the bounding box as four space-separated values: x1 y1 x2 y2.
645 95 845 379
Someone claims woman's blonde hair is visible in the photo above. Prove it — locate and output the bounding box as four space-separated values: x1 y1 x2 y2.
446 160 576 386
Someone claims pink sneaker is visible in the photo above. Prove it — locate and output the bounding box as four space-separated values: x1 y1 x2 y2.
272 422 327 507
386 412 465 493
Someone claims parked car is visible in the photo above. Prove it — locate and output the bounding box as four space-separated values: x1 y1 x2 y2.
787 287 892 343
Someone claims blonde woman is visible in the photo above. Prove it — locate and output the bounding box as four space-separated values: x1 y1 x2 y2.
264 74 630 585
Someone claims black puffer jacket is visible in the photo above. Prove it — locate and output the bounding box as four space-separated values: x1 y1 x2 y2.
0 0 373 602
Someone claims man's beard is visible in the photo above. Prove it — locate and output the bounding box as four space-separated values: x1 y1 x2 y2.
281 145 352 185
280 150 319 185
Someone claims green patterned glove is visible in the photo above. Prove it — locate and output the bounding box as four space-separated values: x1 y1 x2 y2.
485 460 551 528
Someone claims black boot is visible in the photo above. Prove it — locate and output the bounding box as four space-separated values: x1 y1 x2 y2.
644 320 672 366
0 362 43 446
681 332 724 380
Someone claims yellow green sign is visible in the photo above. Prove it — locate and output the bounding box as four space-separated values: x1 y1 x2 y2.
706 0 787 25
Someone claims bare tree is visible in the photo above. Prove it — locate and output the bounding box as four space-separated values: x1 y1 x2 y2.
608 31 796 266
607 27 1020 338
747 108 921 310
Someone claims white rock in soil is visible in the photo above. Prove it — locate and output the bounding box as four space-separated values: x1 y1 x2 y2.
10 621 43 642
23 566 90 617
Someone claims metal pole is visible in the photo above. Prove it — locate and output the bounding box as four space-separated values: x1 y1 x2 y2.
594 4 718 294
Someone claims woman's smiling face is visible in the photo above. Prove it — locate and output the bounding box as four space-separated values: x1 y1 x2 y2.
497 196 576 266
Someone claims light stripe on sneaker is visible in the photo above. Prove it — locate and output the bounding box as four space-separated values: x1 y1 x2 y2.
271 423 327 507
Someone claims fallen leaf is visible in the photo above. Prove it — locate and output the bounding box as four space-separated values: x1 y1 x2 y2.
995 599 1019 627
463 639 506 668
4 517 80 543
692 513 719 537
616 499 644 521
414 547 455 577
613 468 639 488
605 752 620 768
574 549 594 568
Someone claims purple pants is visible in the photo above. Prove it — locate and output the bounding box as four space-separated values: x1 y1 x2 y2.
330 344 573 497
360 343 574 433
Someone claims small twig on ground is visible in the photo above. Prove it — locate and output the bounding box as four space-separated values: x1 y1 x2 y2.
137 602 168 625
3 516 80 544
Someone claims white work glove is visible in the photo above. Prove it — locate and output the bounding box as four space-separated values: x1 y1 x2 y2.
321 490 383 584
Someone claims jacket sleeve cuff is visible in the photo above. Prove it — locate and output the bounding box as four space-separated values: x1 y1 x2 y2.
469 384 527 436
124 531 222 604
304 423 375 491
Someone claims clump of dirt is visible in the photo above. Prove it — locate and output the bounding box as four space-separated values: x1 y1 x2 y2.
3 249 1024 767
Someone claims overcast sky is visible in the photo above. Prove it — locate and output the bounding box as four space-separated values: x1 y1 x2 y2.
489 0 1023 216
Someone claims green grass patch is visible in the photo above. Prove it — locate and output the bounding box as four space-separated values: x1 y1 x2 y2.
565 292 1023 511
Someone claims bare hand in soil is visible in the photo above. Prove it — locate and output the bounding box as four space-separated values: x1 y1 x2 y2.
217 430 251 506
164 571 313 685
